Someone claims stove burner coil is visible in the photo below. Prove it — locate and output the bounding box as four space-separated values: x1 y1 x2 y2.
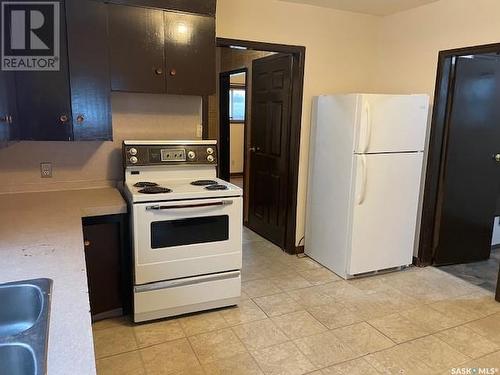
134 182 159 188
205 184 228 191
138 186 172 194
191 180 219 186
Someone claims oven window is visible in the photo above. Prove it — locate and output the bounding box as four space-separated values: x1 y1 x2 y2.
151 215 229 249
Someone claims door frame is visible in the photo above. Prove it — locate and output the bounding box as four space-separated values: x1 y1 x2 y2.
418 42 500 266
219 67 248 182
216 38 306 254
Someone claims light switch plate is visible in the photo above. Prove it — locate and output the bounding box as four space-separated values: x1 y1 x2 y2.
40 162 52 178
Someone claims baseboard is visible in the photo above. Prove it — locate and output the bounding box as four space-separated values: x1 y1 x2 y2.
92 308 123 322
413 256 431 267
492 244 500 250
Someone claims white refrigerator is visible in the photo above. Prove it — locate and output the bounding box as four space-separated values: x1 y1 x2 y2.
305 94 430 279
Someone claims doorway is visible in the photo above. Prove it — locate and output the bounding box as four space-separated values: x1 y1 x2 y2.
210 39 305 254
418 44 500 298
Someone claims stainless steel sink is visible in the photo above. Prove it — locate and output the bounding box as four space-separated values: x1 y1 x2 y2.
0 344 36 375
0 284 43 337
0 279 52 375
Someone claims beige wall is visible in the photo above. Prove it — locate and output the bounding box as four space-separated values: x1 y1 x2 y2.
0 93 201 193
230 123 244 174
373 0 500 96
217 0 380 244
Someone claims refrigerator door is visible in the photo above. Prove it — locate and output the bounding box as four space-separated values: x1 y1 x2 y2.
354 94 429 154
348 152 423 276
305 96 358 278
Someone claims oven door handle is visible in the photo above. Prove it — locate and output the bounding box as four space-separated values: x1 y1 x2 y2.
146 200 233 211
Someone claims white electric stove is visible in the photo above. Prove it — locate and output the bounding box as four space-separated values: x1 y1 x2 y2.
123 140 243 322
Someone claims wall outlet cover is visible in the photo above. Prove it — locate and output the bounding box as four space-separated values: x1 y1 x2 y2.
40 162 52 178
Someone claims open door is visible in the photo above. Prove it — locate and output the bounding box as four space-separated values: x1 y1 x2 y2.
433 55 500 265
247 54 293 247
218 73 231 181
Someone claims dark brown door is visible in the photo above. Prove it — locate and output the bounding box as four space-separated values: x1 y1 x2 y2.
83 222 123 317
496 265 500 302
248 54 293 247
434 55 500 265
0 71 18 142
14 0 73 141
66 0 112 141
164 12 215 95
108 4 165 93
218 72 231 181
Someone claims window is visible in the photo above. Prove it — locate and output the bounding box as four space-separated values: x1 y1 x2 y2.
229 87 246 122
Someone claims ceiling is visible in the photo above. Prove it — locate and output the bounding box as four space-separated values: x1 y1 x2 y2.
279 0 440 16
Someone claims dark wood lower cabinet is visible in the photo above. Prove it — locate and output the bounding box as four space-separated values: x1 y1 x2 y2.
82 214 130 320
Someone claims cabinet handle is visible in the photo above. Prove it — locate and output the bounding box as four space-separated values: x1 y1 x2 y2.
84 240 90 247
76 115 85 124
155 68 163 75
59 114 69 124
169 69 177 76
0 115 12 124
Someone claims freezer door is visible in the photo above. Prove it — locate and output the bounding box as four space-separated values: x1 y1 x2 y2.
348 153 423 276
354 94 429 153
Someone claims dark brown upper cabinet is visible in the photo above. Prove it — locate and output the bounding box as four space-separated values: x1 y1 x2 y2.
108 4 215 96
4 0 112 141
66 0 112 141
14 0 73 141
108 4 166 93
98 0 216 16
164 12 216 95
0 71 18 143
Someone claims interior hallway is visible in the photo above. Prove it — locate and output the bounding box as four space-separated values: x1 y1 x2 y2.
230 176 244 189
439 247 500 293
93 228 500 375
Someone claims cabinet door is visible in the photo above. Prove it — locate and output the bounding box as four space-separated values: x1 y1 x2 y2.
66 0 112 141
0 71 18 142
108 4 166 93
83 221 123 317
164 12 215 95
97 0 216 15
15 0 73 141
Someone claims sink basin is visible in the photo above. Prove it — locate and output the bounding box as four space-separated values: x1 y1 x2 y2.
0 284 43 337
0 344 36 375
0 279 52 375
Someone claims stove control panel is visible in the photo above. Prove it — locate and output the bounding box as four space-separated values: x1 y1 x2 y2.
123 143 218 167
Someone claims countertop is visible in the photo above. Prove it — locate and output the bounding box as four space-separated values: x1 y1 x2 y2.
0 188 127 375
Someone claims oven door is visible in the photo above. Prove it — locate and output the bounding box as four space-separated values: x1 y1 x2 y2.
132 197 242 285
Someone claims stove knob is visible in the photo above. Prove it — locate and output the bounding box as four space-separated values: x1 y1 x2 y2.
188 151 196 160
206 147 214 155
129 148 138 156
207 155 215 163
130 156 138 164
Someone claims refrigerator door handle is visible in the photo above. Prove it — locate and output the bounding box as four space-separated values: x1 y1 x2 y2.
357 155 368 205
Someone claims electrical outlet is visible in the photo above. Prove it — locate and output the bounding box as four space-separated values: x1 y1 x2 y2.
40 162 52 178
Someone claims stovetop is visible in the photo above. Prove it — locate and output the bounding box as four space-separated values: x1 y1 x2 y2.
124 178 242 203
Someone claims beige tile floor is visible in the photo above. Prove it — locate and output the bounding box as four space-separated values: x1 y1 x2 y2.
93 227 500 375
